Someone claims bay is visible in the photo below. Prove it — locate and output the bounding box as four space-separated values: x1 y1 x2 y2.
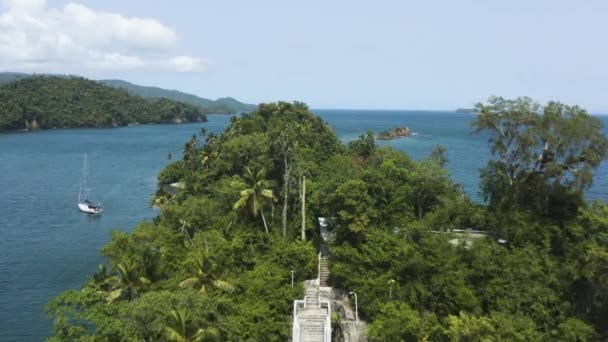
0 110 606 341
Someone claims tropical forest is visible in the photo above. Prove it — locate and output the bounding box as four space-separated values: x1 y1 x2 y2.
0 76 206 131
46 98 608 341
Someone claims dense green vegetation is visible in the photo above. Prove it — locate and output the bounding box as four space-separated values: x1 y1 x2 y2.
47 98 608 341
0 72 255 115
455 108 478 113
0 71 30 85
100 79 256 114
0 76 207 131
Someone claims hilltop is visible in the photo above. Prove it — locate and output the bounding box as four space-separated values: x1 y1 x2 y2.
0 72 256 115
0 76 206 131
100 79 256 114
46 100 608 341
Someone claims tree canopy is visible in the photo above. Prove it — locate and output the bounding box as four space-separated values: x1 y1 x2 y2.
47 99 608 341
473 96 607 214
0 76 206 131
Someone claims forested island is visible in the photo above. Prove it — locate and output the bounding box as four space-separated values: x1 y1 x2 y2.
0 72 256 115
100 79 256 114
455 108 478 113
47 98 608 341
377 126 412 140
0 76 206 131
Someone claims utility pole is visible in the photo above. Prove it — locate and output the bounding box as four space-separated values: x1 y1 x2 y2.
300 175 306 241
291 270 294 287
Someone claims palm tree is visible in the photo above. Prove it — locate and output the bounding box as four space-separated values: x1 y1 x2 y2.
179 256 234 294
149 192 175 208
92 264 110 284
105 261 151 303
231 167 276 234
165 307 215 342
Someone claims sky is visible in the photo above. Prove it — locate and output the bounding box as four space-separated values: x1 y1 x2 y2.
1 0 607 112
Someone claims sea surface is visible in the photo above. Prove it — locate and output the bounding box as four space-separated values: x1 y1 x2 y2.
0 110 606 341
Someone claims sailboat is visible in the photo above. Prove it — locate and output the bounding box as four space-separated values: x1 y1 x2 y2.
78 154 102 214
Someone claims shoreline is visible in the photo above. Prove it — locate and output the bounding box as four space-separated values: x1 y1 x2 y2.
0 118 217 135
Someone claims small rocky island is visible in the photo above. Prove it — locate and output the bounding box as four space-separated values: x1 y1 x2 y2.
377 126 412 140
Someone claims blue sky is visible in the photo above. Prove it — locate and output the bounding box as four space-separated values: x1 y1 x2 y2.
2 0 608 112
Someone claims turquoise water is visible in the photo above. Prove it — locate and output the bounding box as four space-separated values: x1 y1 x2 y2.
0 110 606 341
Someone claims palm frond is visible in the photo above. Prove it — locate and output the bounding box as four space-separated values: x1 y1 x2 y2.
239 188 255 196
212 279 235 292
233 195 250 210
138 276 151 287
179 277 199 288
165 326 185 342
106 289 123 303
230 179 246 189
261 189 275 199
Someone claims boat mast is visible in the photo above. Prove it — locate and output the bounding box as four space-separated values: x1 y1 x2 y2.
83 154 88 201
78 154 88 202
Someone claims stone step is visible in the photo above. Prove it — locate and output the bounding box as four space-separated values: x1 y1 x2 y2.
300 315 327 320
300 318 326 323
302 326 324 333
299 312 327 317
298 308 327 315
301 323 325 328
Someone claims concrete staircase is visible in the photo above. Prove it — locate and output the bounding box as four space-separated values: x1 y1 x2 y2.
293 281 331 342
292 219 335 342
319 239 330 287
319 255 330 287
298 308 327 342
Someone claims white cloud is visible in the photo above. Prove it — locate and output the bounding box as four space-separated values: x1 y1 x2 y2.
0 0 205 72
87 52 145 70
164 56 207 72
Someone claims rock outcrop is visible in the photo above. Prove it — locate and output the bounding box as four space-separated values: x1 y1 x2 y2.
377 126 411 140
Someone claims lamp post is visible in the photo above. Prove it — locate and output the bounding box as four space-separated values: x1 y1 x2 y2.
291 270 294 287
349 291 358 323
388 279 396 299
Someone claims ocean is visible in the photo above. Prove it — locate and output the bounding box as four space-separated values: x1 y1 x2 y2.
0 110 606 340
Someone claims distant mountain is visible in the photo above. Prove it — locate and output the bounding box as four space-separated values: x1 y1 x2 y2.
0 76 206 131
0 72 32 85
455 108 478 113
0 72 256 114
100 79 256 114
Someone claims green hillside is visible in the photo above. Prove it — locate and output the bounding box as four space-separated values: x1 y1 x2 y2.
0 73 256 115
0 72 34 85
100 79 256 114
0 76 206 131
46 100 608 341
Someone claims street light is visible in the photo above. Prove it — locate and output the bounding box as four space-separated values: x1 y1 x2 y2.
349 291 358 323
291 270 295 287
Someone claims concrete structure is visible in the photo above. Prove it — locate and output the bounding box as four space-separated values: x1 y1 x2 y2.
292 278 332 342
291 217 371 342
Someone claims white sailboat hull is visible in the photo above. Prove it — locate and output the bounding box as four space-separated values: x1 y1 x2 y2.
78 154 102 215
78 202 102 214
